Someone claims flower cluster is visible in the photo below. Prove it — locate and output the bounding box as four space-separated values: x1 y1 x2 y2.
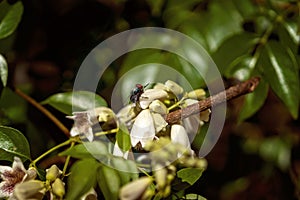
114 80 211 160
0 157 69 200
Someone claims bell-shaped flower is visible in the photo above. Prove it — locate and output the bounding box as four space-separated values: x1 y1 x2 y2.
170 124 193 157
0 157 37 199
130 109 155 147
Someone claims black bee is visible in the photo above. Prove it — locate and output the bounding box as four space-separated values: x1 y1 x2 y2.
130 84 144 103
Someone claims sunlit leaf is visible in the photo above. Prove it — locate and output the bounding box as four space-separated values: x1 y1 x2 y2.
41 91 107 115
239 77 269 121
259 41 299 119
177 168 203 185
116 123 131 151
97 165 121 200
0 54 7 87
0 126 31 161
0 1 23 39
66 159 100 200
59 141 108 159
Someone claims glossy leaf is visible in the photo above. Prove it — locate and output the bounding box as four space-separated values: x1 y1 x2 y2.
239 77 269 121
0 1 23 39
41 91 107 115
116 123 131 151
259 41 299 119
199 1 243 51
97 165 121 200
0 54 7 87
212 33 258 74
66 159 100 200
59 141 108 159
0 126 31 161
177 168 203 185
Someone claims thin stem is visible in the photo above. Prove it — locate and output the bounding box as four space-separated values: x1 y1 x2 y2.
62 141 75 178
31 139 72 166
14 88 70 137
138 167 152 177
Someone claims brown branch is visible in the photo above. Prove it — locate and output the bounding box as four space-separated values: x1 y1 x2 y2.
14 88 70 137
166 77 261 124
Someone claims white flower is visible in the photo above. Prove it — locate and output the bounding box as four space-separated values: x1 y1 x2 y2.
149 100 168 115
67 107 117 141
139 89 168 109
170 124 193 157
164 80 184 96
130 109 156 147
0 157 36 199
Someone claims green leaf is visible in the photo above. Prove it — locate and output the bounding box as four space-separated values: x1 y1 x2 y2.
259 137 291 170
0 54 7 87
0 1 23 39
111 157 139 185
212 33 258 74
59 141 108 159
259 41 299 119
41 91 107 115
239 77 269 121
66 159 100 200
97 165 121 200
116 123 131 151
0 126 31 161
0 87 27 123
177 168 203 185
232 0 257 18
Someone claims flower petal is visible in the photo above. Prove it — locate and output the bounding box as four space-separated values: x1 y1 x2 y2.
113 142 129 159
130 110 155 147
165 80 184 95
12 157 26 173
139 89 168 109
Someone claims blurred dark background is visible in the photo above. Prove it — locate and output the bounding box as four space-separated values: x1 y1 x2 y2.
0 0 299 199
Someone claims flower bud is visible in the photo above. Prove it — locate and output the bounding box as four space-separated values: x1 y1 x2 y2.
13 180 45 200
149 100 168 114
52 178 65 198
154 166 167 189
119 177 152 200
195 159 208 169
46 165 61 182
187 89 206 100
165 80 184 95
139 89 169 109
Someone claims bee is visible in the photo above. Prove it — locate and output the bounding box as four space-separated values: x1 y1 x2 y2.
130 84 145 103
